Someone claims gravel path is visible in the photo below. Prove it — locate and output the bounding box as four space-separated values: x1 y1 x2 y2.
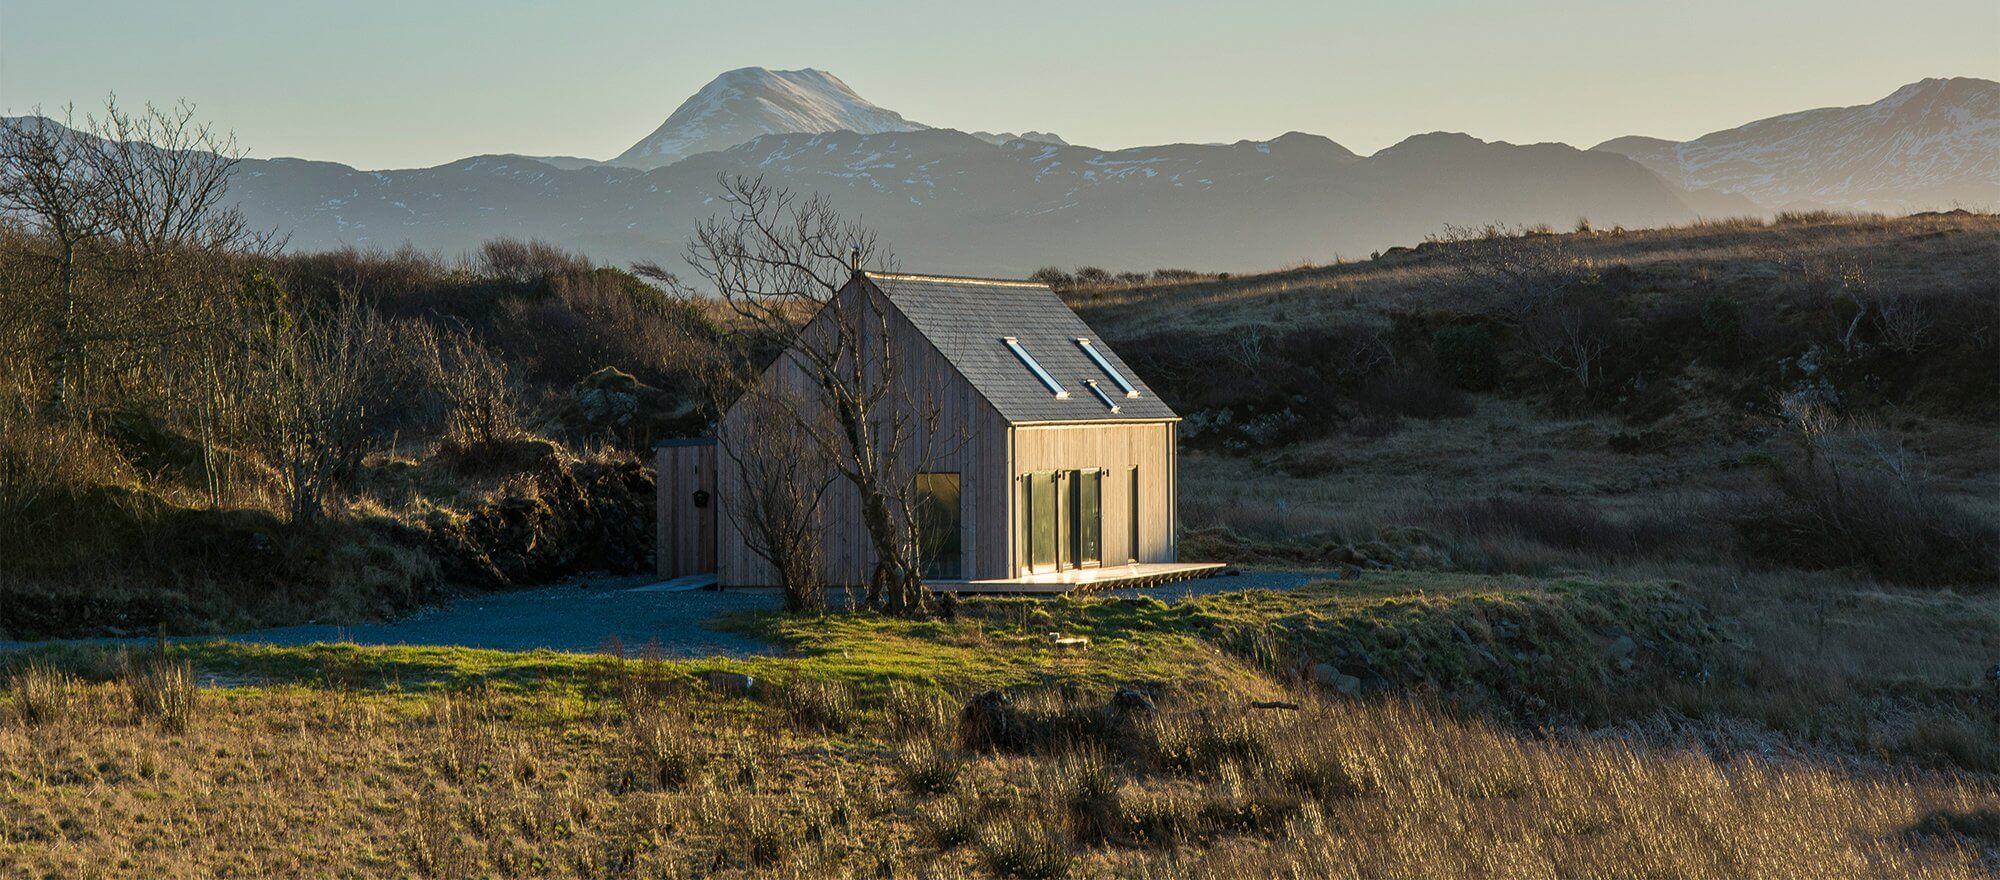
2 569 1338 657
236 577 782 656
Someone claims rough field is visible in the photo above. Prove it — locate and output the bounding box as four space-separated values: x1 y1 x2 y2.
6 576 1998 879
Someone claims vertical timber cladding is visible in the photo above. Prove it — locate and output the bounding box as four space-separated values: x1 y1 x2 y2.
655 439 718 578
1009 421 1178 574
712 282 1007 586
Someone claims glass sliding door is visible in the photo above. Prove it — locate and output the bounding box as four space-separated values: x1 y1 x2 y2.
1020 468 1104 574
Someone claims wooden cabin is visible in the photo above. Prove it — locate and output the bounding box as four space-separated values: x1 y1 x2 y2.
656 270 1217 591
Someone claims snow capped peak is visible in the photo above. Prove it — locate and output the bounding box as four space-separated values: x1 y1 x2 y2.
610 67 927 168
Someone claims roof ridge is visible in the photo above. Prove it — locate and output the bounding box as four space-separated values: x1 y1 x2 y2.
866 271 1050 289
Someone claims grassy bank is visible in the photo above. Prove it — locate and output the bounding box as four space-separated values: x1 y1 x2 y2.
6 575 1997 878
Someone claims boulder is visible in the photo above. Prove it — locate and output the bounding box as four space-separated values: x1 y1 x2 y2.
959 690 1014 750
702 670 755 695
1312 663 1362 697
555 366 700 444
1110 687 1157 718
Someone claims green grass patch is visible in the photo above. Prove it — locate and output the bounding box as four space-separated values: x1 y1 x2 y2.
8 572 1717 728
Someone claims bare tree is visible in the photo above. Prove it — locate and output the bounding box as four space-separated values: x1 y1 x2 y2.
657 174 951 617
258 293 378 527
0 98 265 427
1522 296 1611 390
714 376 837 611
0 108 112 417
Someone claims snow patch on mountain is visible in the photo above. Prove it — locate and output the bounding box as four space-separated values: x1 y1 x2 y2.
968 130 1068 147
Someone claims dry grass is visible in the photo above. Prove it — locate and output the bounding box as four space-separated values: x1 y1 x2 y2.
1068 210 2000 338
2 652 1994 879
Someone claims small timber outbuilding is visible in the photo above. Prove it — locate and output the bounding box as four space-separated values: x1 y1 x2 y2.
657 270 1214 591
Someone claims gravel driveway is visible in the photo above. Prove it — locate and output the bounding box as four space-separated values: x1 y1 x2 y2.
2 569 1338 657
236 577 783 656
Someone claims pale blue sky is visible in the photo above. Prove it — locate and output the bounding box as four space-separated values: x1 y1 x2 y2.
2 0 1994 169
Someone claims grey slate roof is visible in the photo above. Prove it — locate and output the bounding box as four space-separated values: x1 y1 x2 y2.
865 273 1180 424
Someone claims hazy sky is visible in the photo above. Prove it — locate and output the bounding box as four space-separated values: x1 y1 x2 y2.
3 0 1995 170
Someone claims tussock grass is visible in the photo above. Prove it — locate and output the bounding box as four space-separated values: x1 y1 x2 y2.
120 650 197 732
5 661 78 727
773 675 857 734
896 735 963 795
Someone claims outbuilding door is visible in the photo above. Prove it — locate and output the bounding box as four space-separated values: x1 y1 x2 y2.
656 440 717 578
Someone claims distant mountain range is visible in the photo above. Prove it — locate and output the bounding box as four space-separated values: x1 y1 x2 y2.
1593 77 1999 214
10 69 1995 275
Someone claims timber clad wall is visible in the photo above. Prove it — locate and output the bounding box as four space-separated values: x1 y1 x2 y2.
1008 421 1178 571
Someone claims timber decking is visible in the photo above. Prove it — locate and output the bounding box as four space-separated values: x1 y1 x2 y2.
927 561 1227 594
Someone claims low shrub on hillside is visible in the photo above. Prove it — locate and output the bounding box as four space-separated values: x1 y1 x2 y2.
1735 459 1997 588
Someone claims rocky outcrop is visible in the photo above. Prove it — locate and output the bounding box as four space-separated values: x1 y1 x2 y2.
425 449 655 589
550 367 702 447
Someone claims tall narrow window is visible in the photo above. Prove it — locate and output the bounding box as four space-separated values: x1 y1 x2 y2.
1127 465 1140 563
915 473 961 580
1003 337 1068 398
1023 471 1057 572
1076 338 1138 397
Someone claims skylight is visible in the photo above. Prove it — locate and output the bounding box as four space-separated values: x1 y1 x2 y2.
1003 337 1068 398
1085 380 1121 412
1075 338 1138 397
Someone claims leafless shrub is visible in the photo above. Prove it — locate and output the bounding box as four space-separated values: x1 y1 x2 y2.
1739 392 1998 587
716 380 834 609
1074 266 1112 285
430 331 520 447
1029 266 1074 288
1872 291 1937 355
1522 294 1612 390
1424 223 1597 319
478 237 589 283
259 294 380 526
